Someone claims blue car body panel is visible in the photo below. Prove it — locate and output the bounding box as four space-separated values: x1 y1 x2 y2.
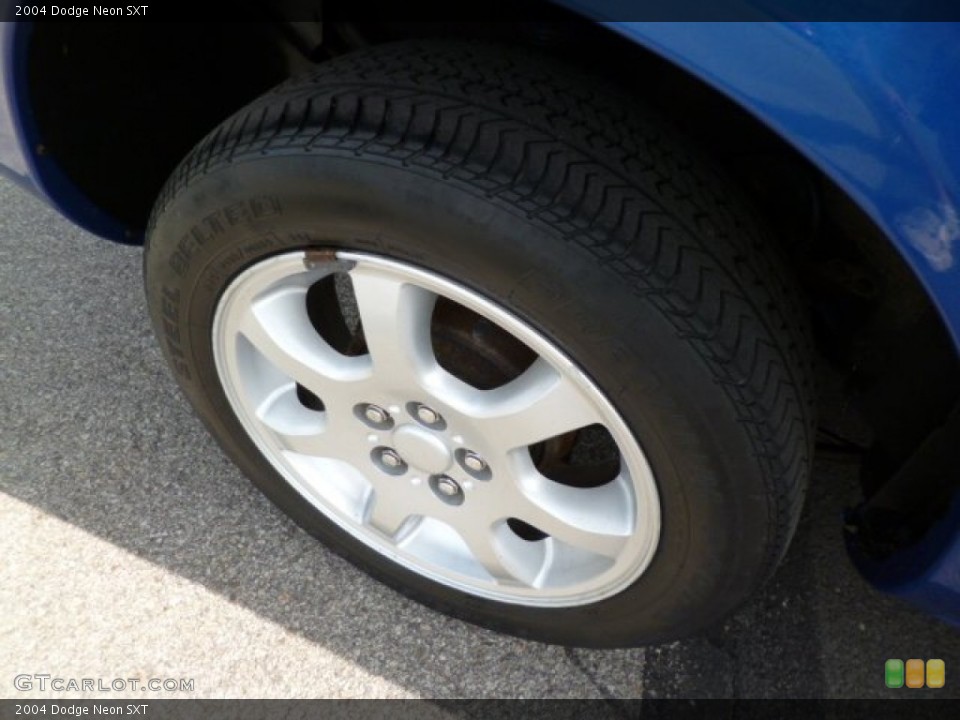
1 15 958 624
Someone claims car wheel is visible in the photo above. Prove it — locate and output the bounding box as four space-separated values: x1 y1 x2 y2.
144 40 815 646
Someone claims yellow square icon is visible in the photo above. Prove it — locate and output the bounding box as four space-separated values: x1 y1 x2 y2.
906 659 925 688
926 659 945 689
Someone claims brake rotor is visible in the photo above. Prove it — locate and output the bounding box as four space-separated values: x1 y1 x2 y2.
430 296 581 472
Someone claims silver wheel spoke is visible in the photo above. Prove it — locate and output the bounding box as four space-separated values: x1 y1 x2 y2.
456 520 540 585
475 358 605 452
502 455 634 559
275 432 335 457
348 264 438 388
255 384 331 455
236 284 370 393
364 484 420 539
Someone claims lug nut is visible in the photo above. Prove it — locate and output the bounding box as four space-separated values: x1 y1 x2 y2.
435 476 461 497
462 451 487 473
415 403 443 426
364 404 390 425
380 448 403 468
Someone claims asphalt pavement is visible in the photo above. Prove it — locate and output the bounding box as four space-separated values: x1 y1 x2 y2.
2 175 959 699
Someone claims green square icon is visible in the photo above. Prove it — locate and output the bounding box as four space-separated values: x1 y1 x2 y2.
886 659 905 688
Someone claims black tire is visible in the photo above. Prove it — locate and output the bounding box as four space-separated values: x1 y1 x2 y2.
144 40 815 647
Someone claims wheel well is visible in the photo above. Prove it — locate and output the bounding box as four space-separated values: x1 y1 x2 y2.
24 15 960 546
25 22 301 231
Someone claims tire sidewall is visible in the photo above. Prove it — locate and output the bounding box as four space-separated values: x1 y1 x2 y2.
146 152 772 646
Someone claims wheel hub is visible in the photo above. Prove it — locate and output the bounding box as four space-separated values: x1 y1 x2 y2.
391 423 453 475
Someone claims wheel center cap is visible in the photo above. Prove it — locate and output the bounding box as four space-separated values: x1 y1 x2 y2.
392 424 451 474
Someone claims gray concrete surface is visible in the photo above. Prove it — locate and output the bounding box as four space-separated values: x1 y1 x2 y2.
1 175 958 699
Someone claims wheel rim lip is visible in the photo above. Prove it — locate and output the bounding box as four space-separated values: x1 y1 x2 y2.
212 249 661 608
